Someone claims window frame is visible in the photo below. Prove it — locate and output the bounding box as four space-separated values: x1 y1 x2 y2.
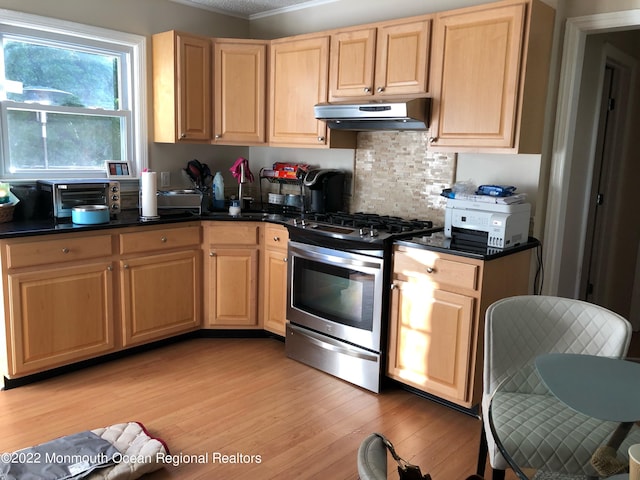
0 8 147 181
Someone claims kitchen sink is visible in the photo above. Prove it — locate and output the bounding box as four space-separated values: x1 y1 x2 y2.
200 211 272 221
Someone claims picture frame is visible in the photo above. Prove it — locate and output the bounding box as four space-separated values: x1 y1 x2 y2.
105 160 133 178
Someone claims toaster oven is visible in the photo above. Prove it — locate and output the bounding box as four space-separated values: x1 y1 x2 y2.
37 179 121 219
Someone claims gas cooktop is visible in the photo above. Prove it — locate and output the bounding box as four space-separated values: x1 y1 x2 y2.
285 211 442 247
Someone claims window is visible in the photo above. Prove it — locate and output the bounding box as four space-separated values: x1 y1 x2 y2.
0 9 147 180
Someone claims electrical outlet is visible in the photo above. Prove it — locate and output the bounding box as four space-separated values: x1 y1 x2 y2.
160 171 170 187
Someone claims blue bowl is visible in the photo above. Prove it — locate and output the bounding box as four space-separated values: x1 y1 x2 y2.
72 205 110 224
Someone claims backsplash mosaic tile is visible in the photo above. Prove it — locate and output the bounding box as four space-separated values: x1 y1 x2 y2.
350 131 455 224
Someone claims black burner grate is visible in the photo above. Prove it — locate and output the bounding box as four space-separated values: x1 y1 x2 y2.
305 212 433 233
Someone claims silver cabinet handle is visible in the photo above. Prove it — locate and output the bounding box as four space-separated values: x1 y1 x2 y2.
426 267 435 274
214 134 221 139
123 264 129 269
376 86 385 93
62 247 70 254
317 136 325 142
180 133 186 139
107 265 113 272
273 236 280 242
209 251 215 257
283 257 287 262
428 137 437 143
160 236 167 243
364 87 371 93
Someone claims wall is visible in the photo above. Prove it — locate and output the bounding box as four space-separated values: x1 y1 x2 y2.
249 0 558 38
538 0 640 326
247 131 457 222
350 133 454 222
0 0 554 223
556 30 640 318
247 0 557 227
563 0 640 16
0 0 251 192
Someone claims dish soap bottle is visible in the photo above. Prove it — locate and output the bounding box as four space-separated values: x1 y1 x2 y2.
213 172 225 210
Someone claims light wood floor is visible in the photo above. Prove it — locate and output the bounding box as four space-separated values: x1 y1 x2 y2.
0 337 503 480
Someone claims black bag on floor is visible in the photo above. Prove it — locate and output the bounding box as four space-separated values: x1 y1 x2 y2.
374 433 432 480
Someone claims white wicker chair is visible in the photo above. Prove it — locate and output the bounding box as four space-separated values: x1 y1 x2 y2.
477 295 637 479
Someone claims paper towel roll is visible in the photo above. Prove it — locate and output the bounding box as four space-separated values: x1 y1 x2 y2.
141 171 157 218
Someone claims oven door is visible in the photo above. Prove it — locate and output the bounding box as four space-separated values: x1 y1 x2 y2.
287 240 384 352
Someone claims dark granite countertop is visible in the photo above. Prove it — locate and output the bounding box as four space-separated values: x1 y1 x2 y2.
0 210 292 239
394 231 540 260
0 213 540 262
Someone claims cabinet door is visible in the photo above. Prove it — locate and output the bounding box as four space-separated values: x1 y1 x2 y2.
6 262 115 376
269 35 329 147
263 248 288 336
213 40 267 145
207 247 259 327
120 250 201 346
178 33 212 142
375 19 431 96
387 280 474 403
153 31 211 143
329 28 376 99
429 4 525 148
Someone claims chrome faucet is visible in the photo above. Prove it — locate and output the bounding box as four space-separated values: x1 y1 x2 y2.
238 162 246 202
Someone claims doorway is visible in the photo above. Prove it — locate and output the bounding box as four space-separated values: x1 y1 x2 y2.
581 56 633 310
543 12 640 330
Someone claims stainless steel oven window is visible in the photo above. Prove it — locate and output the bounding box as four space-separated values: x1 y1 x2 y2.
287 241 384 351
292 257 375 331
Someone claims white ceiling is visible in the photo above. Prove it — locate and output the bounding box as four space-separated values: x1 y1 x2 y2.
169 0 338 19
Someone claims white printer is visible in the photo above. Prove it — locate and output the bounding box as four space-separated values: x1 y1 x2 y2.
444 198 531 249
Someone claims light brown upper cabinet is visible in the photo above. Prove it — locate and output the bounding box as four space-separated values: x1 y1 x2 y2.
153 30 212 143
428 0 554 153
213 39 268 146
269 33 356 148
329 17 432 100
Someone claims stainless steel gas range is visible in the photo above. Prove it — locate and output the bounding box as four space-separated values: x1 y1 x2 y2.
284 212 441 392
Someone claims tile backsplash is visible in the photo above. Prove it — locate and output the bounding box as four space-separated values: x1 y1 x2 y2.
349 131 455 224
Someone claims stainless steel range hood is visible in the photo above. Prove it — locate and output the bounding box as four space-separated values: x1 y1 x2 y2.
314 97 430 131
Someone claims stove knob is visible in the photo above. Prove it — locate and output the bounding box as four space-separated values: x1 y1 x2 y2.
359 228 368 236
369 229 379 237
300 219 307 227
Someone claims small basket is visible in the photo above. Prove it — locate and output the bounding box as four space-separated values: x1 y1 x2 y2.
0 191 20 223
0 202 16 223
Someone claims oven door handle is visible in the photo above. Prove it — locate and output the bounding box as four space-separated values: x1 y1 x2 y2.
288 323 379 362
289 242 383 271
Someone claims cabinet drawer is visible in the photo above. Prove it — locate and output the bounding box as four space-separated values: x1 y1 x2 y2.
120 225 201 254
394 249 478 291
208 223 260 246
5 234 113 269
264 225 288 250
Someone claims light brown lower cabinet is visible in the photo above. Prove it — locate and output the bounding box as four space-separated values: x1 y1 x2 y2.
387 245 533 408
0 222 202 380
262 224 289 336
5 261 115 377
120 250 201 347
0 231 116 377
203 222 261 328
118 224 202 346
